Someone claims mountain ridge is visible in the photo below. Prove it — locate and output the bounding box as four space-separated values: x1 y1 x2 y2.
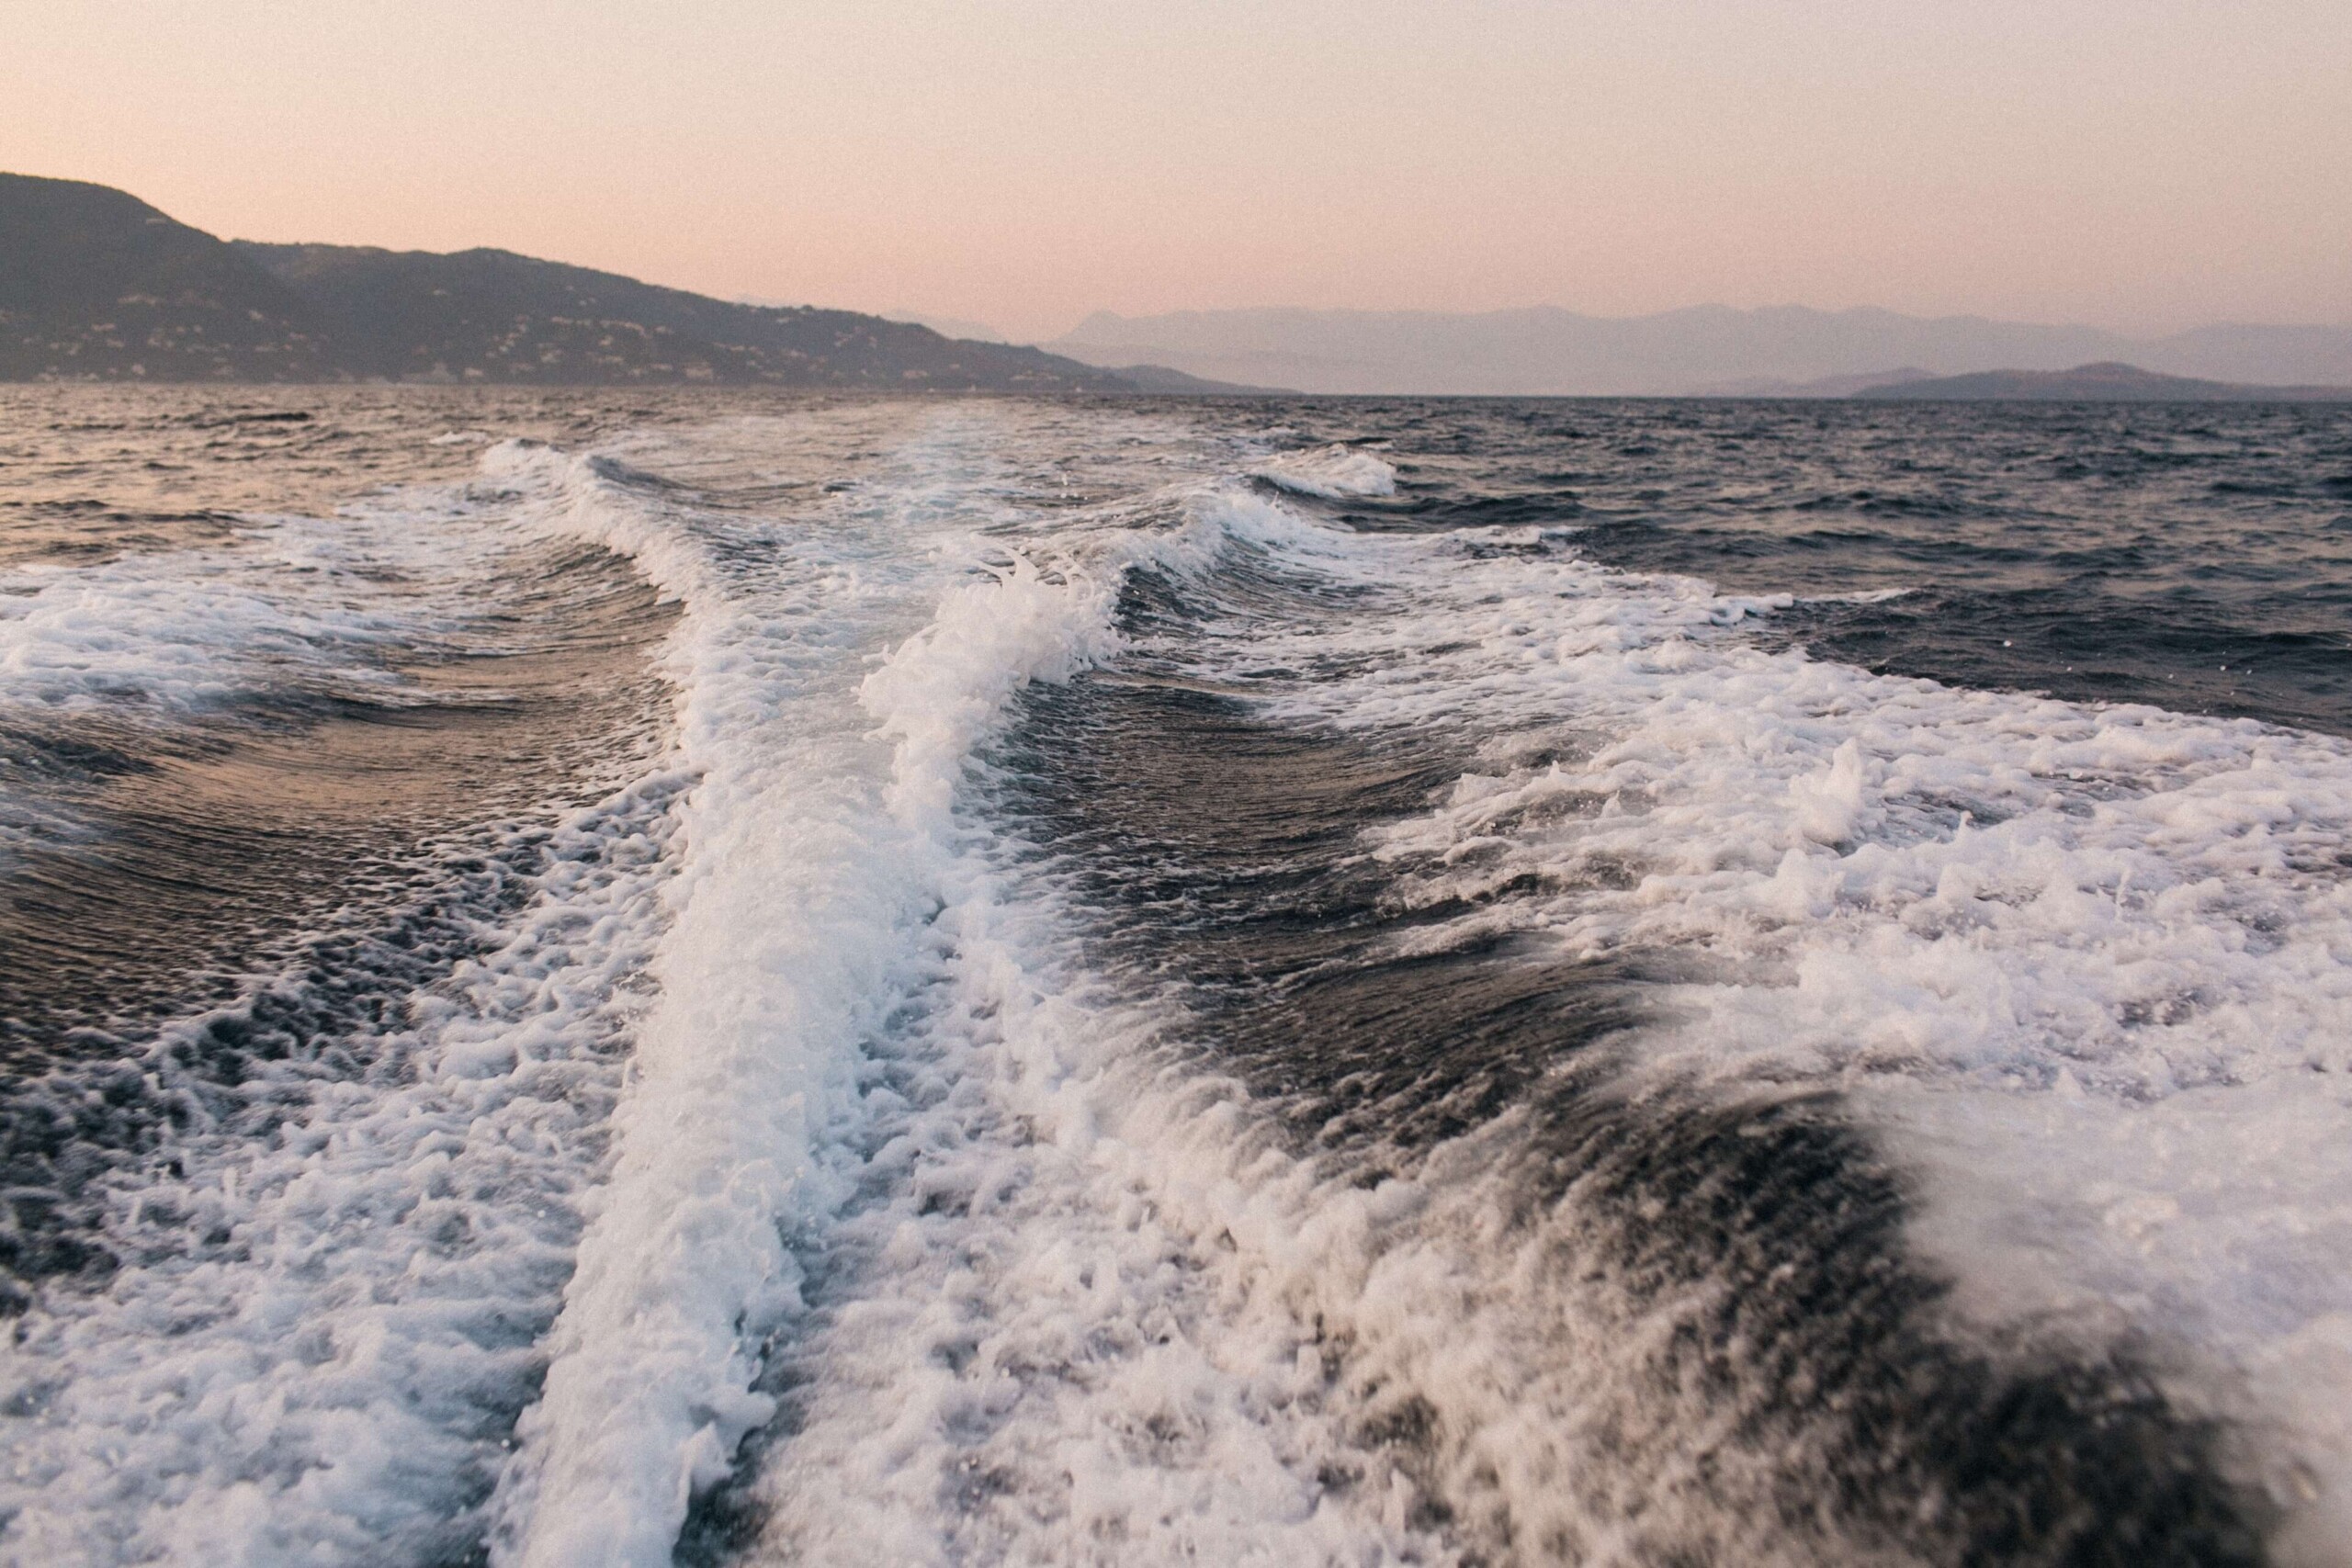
1858 361 2352 403
17 173 2346 399
0 173 1256 392
1047 305 2352 396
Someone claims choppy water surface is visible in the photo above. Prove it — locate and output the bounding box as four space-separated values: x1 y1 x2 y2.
5 386 2352 1566
1323 399 2352 735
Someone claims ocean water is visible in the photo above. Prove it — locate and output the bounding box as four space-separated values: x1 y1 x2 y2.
4 385 2351 1566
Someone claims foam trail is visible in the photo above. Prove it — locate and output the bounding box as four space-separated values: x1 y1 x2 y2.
738 529 1451 1563
741 883 1454 1565
502 768 908 1566
495 431 1140 1566
499 419 1439 1563
0 757 682 1566
491 445 910 1567
0 444 702 1565
19 396 2349 1562
865 557 1123 838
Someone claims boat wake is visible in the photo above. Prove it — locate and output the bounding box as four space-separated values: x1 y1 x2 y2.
5 393 2350 1565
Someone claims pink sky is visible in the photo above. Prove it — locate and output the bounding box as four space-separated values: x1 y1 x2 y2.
6 0 2347 342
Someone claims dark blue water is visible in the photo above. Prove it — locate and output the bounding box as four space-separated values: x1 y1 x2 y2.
1249 399 2352 736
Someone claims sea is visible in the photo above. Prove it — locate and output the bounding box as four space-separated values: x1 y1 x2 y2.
6 385 2352 1567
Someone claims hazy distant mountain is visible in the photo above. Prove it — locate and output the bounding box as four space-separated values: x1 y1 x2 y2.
1093 362 1291 395
0 173 1138 390
1048 306 2352 396
1686 367 1939 398
1859 362 2352 403
22 171 2344 400
878 310 1012 344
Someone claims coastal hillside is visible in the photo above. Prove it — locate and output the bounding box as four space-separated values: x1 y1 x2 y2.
0 174 1157 389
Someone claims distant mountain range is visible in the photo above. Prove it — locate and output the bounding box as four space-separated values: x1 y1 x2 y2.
15 173 2349 402
1860 362 2352 403
1046 305 2352 397
0 174 1245 392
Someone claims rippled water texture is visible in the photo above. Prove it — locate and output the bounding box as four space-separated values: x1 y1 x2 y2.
4 388 2350 1568
1306 398 2352 736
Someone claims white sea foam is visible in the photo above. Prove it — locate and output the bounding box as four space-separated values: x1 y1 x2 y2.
0 773 684 1566
1145 482 2352 1542
18 401 2351 1561
0 557 379 709
737 865 1453 1566
472 433 933 1567
688 468 1852 1562
729 517 1449 1562
4 405 1368 1567
513 443 2352 1557
0 498 526 717
0 480 568 860
495 412 1474 1566
1252 445 1399 500
486 415 1234 1567
0 444 690 1565
1794 585 1915 604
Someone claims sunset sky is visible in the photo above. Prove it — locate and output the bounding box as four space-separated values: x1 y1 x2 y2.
6 0 2347 342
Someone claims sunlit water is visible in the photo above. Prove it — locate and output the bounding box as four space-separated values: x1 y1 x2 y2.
6 386 2351 1566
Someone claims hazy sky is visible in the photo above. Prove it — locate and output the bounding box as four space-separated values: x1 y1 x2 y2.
6 1 2347 341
